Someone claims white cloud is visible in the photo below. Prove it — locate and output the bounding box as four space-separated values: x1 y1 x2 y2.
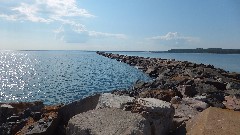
54 25 127 43
36 0 95 18
12 3 51 23
88 31 127 39
147 32 199 43
0 0 94 23
0 1 127 43
0 14 18 21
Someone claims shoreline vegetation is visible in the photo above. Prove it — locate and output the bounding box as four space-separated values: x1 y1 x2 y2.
1 51 240 135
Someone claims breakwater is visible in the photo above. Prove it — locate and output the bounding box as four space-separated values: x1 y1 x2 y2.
97 51 240 107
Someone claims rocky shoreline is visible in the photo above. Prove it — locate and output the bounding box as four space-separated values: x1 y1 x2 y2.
1 51 240 135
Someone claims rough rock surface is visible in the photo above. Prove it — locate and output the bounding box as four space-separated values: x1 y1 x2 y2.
131 98 175 135
186 107 240 135
96 93 134 109
66 108 151 135
171 97 209 131
0 101 46 135
223 95 240 111
182 97 209 111
59 94 100 126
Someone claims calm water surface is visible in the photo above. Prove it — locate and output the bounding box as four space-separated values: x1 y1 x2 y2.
0 51 150 104
112 52 240 73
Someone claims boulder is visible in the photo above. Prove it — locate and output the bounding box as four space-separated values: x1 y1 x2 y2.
226 82 240 90
205 93 225 108
133 98 175 135
0 104 15 124
139 89 178 102
186 107 240 135
204 79 226 90
182 98 209 111
172 102 199 130
171 96 182 104
223 95 240 111
16 112 59 135
145 66 158 78
177 85 197 97
96 93 134 109
171 97 209 131
66 108 151 135
59 94 100 126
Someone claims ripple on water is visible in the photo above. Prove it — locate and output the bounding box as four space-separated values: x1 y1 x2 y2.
0 51 151 104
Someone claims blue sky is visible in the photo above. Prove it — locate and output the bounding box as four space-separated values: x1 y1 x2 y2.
0 0 239 51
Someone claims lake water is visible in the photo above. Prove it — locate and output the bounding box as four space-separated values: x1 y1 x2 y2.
111 52 240 73
0 51 150 104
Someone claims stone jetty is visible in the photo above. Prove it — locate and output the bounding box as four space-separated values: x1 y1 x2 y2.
96 51 240 134
0 51 240 135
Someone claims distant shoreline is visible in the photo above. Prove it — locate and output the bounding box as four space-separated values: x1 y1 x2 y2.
155 48 240 54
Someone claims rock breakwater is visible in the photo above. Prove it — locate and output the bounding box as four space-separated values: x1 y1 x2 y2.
97 51 240 109
96 51 240 134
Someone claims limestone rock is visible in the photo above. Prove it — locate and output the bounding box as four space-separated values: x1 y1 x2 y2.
59 94 100 126
135 98 175 135
186 107 240 135
173 102 199 129
96 93 134 109
66 108 151 135
182 97 209 111
171 97 209 130
223 95 240 111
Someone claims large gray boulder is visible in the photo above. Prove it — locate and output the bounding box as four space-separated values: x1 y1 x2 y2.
96 93 134 109
171 97 209 130
135 98 175 135
59 94 100 126
66 108 151 135
223 95 240 111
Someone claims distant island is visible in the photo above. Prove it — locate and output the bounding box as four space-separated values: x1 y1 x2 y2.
151 48 240 54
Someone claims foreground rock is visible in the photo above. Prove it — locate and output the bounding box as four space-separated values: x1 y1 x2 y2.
223 95 240 111
171 97 209 132
186 107 240 135
66 108 151 135
96 93 175 135
96 93 134 109
0 101 47 135
133 98 175 135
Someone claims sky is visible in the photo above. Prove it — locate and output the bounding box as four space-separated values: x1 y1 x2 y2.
0 0 239 51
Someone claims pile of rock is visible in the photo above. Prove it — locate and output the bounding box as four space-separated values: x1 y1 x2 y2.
97 52 240 111
96 51 240 134
0 101 62 135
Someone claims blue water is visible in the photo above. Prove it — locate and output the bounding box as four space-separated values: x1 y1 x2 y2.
111 52 240 73
0 51 150 104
